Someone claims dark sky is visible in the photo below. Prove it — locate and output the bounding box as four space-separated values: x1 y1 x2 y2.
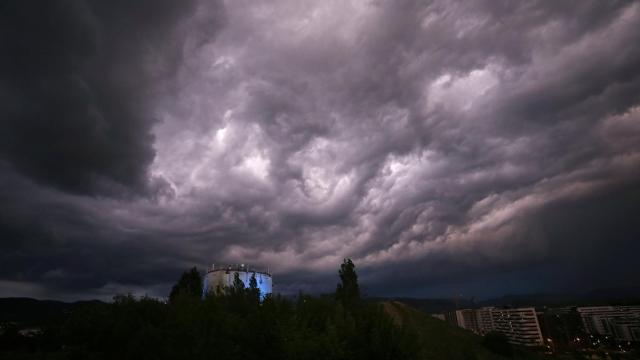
1 0 639 301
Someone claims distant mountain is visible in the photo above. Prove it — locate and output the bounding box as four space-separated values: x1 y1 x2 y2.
478 293 581 308
586 286 640 300
369 286 640 314
480 286 640 308
0 297 102 325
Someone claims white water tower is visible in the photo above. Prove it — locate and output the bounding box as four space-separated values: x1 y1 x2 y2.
203 264 272 299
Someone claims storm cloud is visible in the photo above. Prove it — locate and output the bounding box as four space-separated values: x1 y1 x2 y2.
1 0 639 300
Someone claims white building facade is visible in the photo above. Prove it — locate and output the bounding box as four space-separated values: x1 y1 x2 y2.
447 307 544 347
203 264 272 299
489 307 544 347
577 306 640 342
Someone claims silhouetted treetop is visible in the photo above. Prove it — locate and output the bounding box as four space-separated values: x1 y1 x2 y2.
169 266 202 301
336 258 360 308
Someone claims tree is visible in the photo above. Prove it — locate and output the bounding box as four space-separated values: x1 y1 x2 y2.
482 331 513 358
169 267 202 301
223 272 246 299
233 272 245 291
248 273 260 303
335 258 360 308
27 263 424 360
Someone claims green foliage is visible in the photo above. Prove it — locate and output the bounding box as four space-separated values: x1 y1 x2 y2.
335 258 360 309
220 272 261 314
169 267 203 302
1 260 568 360
232 272 245 291
247 273 261 305
483 331 514 358
48 260 418 360
383 301 493 359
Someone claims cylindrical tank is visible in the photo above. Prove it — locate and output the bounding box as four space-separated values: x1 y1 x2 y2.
203 264 272 299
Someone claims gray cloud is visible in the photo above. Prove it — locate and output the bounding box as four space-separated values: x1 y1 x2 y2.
0 0 225 195
1 0 639 300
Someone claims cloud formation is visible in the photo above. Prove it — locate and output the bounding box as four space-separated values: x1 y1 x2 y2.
1 0 639 300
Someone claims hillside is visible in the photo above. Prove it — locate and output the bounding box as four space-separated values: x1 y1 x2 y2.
0 298 101 325
382 301 547 360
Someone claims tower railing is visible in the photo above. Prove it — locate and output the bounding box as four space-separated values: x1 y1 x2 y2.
206 264 271 276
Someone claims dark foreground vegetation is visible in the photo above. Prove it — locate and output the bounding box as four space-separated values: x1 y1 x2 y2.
2 260 557 359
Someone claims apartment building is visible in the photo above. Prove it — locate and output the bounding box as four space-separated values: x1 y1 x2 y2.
476 307 495 335
490 307 544 347
447 307 543 347
577 306 640 342
455 309 480 332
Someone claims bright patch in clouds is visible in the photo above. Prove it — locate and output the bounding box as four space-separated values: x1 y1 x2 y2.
427 67 499 112
241 154 270 180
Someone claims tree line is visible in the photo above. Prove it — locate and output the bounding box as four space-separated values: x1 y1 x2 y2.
2 259 420 360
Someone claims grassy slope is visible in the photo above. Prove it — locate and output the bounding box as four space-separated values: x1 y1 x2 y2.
383 301 548 360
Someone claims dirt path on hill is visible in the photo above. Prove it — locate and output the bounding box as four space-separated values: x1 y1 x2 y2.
382 301 404 326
